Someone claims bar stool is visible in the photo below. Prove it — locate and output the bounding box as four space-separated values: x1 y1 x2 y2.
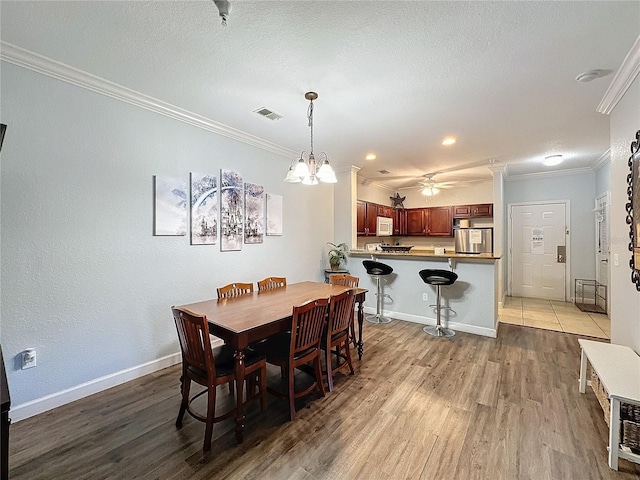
362 260 393 324
419 269 458 337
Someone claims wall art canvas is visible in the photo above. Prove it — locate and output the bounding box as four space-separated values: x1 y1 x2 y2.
153 175 187 236
190 172 218 245
244 183 264 244
266 193 283 236
220 169 243 251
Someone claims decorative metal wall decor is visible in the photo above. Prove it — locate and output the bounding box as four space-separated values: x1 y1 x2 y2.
266 193 283 236
626 129 640 290
220 169 243 251
244 183 264 244
154 175 187 236
190 173 218 245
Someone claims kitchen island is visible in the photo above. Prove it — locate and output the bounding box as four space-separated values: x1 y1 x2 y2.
347 249 501 337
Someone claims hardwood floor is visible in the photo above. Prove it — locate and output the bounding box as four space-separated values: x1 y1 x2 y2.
9 322 640 479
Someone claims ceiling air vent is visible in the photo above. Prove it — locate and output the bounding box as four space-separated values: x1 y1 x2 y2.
378 169 391 175
254 107 282 121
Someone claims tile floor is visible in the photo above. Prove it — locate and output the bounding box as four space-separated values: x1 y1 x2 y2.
499 296 610 340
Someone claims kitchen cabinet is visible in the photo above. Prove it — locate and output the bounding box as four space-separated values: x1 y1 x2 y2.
405 208 426 235
452 203 493 218
357 201 378 236
377 205 392 218
427 206 453 236
404 207 452 237
393 208 406 236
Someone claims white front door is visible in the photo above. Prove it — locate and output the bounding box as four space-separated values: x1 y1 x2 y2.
510 202 568 301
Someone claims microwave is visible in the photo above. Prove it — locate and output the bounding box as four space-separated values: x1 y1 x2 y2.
376 216 393 236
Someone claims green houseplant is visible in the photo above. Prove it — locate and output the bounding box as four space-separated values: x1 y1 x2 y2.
327 242 349 270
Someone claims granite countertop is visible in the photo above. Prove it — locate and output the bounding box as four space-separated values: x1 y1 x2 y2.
349 249 501 260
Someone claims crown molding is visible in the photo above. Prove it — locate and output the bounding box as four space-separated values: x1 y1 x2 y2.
597 35 640 115
592 149 611 171
0 42 298 159
505 166 594 182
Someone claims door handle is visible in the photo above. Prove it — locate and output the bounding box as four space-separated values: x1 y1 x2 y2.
601 259 608 263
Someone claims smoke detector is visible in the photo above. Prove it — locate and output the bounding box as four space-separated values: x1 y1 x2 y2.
575 69 612 83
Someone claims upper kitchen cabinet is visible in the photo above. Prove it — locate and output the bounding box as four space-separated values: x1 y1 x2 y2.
452 203 493 218
404 207 453 237
377 205 392 218
357 201 378 236
405 208 426 235
393 208 406 236
427 206 453 236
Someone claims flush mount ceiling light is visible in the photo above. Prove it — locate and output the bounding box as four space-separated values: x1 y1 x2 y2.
543 154 563 166
284 92 337 185
442 137 456 146
365 153 377 161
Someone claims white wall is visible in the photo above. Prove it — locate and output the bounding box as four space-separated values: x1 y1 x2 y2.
504 172 597 299
595 160 611 196
0 62 334 411
608 73 640 352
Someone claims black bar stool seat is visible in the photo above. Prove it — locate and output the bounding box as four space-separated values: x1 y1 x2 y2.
419 269 458 337
363 260 393 324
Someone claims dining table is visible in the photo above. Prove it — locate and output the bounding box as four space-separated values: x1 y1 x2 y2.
175 281 368 443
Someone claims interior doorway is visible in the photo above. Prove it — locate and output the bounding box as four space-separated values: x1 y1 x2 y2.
595 192 610 313
508 201 569 301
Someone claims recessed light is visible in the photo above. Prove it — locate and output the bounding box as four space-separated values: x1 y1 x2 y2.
543 154 563 166
442 137 456 146
365 153 377 161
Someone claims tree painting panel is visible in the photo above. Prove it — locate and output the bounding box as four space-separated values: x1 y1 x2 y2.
154 175 187 236
190 172 218 245
220 169 243 251
244 183 264 244
266 193 283 236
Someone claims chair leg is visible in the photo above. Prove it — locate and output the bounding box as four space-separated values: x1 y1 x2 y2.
176 375 190 428
326 345 335 393
228 380 234 396
314 356 326 398
288 364 296 421
259 366 267 413
343 339 354 375
203 384 217 452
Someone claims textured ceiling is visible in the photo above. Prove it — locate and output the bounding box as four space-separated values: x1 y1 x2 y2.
1 1 639 190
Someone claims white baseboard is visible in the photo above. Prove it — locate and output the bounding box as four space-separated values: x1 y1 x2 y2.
363 307 498 338
11 352 182 422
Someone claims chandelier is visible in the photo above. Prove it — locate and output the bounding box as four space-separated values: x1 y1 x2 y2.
284 92 337 185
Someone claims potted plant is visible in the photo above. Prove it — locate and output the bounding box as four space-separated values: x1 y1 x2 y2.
327 242 349 270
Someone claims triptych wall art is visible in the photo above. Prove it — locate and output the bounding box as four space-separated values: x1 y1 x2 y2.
153 170 283 251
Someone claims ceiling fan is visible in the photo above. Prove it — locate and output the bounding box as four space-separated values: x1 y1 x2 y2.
385 158 499 195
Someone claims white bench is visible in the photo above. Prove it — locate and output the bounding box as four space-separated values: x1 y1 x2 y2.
578 339 640 470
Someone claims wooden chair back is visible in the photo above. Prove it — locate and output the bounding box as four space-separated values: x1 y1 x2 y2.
328 289 357 336
172 307 216 381
328 274 359 288
257 276 287 291
290 297 330 357
217 282 254 298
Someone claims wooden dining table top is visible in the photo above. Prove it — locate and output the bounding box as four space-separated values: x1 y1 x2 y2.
176 281 366 335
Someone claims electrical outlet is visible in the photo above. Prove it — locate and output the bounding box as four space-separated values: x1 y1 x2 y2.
22 348 36 369
423 293 428 301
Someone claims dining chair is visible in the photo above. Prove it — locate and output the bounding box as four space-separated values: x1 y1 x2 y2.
256 297 328 421
217 282 254 298
328 274 359 288
324 289 356 392
328 274 359 347
257 276 287 291
171 307 267 452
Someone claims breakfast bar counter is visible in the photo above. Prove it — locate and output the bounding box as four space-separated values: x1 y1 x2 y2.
346 249 500 337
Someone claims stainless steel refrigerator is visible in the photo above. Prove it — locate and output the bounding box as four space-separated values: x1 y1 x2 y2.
454 227 493 254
